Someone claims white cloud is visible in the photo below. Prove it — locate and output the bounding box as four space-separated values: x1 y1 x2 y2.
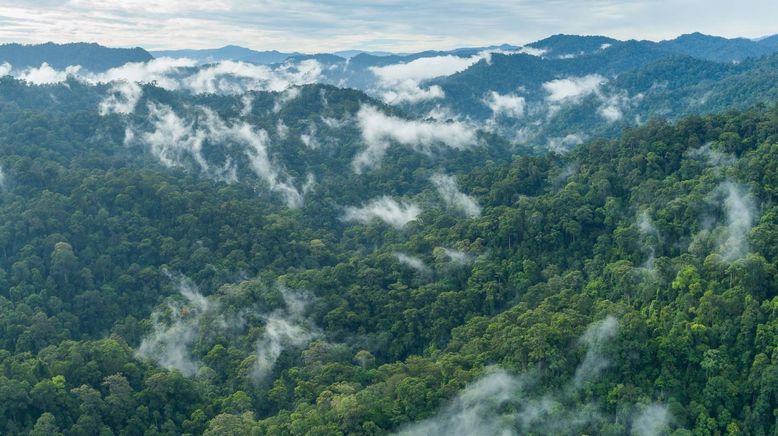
597 92 641 123
368 48 542 105
369 53 487 104
547 133 585 153
342 196 421 228
1 1 777 56
543 74 606 103
377 82 445 104
92 57 196 89
598 104 622 122
0 62 11 76
370 55 479 85
177 59 322 94
483 91 526 119
517 46 548 57
17 63 81 84
5 57 321 98
431 173 481 218
99 81 143 115
353 105 477 173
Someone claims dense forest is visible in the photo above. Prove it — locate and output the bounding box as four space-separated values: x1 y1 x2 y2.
0 31 777 435
0 70 775 435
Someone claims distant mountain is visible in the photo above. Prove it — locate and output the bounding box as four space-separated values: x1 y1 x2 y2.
757 34 778 50
0 42 152 72
526 33 778 63
425 40 671 117
333 50 398 58
287 53 346 64
655 32 774 62
397 43 778 150
150 45 301 64
528 34 620 57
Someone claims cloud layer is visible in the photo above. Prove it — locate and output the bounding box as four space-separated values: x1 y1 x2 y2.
6 57 322 96
543 74 606 103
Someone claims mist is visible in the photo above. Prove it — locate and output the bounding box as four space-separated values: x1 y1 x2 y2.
483 91 526 119
434 247 474 265
394 252 431 274
632 404 671 436
252 288 320 382
353 105 477 173
201 109 305 207
135 272 214 377
430 173 481 218
99 81 143 115
718 181 757 262
637 210 660 269
689 142 736 168
396 316 672 435
128 102 306 207
543 74 606 103
393 369 523 436
20 63 81 84
5 57 323 97
369 54 478 104
574 315 619 387
273 86 302 113
547 133 585 153
131 102 212 174
343 196 421 228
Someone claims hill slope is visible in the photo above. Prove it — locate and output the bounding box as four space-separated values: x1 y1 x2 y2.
0 70 777 434
0 42 152 72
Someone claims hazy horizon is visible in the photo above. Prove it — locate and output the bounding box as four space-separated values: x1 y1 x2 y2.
1 0 776 53
0 31 775 55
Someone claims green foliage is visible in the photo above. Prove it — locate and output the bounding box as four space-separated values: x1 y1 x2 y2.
0 76 776 434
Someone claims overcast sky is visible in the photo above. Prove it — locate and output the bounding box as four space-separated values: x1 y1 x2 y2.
0 0 776 52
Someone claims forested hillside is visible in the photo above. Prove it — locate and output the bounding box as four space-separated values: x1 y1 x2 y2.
0 43 152 72
0 68 776 435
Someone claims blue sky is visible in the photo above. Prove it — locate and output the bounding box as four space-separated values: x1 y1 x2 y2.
0 0 776 52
